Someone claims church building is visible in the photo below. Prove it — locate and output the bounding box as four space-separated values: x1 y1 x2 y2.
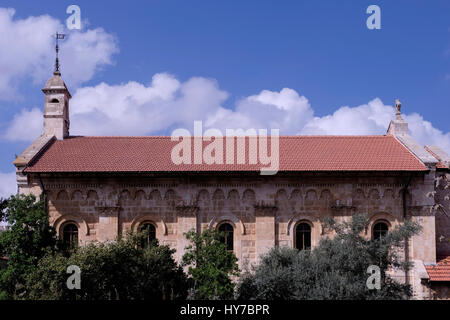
13 67 450 299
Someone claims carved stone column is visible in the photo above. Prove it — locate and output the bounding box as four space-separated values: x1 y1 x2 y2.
254 202 277 262
95 199 121 241
175 204 199 262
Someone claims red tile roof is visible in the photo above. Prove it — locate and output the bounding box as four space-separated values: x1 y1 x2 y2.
24 135 427 173
426 256 450 281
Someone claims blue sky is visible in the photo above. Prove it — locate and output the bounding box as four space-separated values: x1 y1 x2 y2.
0 0 449 197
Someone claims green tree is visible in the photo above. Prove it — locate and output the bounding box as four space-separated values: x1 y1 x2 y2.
182 228 239 300
428 172 450 247
237 214 421 300
0 194 59 299
25 231 188 300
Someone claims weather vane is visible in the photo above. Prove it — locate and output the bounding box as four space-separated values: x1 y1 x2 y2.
54 32 66 74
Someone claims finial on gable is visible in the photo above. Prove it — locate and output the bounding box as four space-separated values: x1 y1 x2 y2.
387 99 439 167
387 99 408 136
395 99 402 120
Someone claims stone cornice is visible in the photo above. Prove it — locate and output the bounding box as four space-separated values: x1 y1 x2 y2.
254 201 277 215
176 204 199 216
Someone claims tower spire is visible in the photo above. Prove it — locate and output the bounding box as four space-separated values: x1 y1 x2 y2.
54 32 66 75
43 34 71 140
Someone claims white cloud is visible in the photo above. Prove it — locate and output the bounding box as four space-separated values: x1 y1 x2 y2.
2 72 450 154
68 76 313 137
2 108 43 141
69 73 228 136
59 28 117 87
405 113 450 153
206 88 313 132
297 98 450 152
0 7 118 100
0 171 16 199
300 98 393 135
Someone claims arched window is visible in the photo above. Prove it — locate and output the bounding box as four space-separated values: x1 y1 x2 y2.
373 221 389 240
63 223 78 249
218 222 234 251
50 98 60 103
139 222 156 246
295 223 311 250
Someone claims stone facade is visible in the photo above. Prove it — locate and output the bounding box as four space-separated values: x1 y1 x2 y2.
19 170 439 293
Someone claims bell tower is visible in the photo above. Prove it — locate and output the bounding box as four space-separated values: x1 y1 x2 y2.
42 32 71 140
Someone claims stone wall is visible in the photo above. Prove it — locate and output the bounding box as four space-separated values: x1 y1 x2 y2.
24 173 432 259
18 171 439 298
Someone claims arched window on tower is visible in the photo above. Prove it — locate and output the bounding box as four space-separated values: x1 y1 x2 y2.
373 221 389 240
295 223 311 250
218 222 234 252
63 223 78 249
139 222 156 247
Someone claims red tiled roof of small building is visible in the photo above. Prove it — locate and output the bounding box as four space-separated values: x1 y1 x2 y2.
24 135 428 173
425 147 449 170
425 256 450 281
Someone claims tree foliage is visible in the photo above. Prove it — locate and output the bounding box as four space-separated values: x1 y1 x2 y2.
427 172 450 248
0 195 188 300
0 194 59 299
237 214 421 300
182 229 239 299
25 231 188 300
428 172 450 216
